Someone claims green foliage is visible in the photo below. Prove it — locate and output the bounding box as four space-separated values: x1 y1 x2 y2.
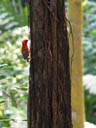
84 89 96 124
83 0 96 75
0 0 28 27
0 26 29 127
83 0 96 124
0 7 18 31
0 1 29 127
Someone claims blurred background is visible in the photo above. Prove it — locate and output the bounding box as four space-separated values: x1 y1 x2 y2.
0 0 29 127
0 0 96 127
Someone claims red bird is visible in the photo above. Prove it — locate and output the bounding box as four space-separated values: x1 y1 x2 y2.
21 39 30 62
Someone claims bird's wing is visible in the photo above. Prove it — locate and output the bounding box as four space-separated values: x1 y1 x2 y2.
22 48 29 59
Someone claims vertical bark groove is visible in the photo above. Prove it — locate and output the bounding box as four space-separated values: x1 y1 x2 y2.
28 0 73 128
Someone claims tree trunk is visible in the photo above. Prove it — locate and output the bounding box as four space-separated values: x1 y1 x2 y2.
68 0 85 128
28 0 73 128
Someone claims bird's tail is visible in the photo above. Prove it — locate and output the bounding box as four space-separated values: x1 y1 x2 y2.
27 57 30 62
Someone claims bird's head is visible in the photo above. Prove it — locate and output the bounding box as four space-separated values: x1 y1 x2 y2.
22 39 28 45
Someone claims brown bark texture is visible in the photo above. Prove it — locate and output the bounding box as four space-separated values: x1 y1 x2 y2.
28 0 73 128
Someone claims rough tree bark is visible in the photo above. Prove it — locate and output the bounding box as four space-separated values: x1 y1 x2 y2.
28 0 73 128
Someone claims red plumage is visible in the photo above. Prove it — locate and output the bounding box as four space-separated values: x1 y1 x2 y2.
21 40 30 62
